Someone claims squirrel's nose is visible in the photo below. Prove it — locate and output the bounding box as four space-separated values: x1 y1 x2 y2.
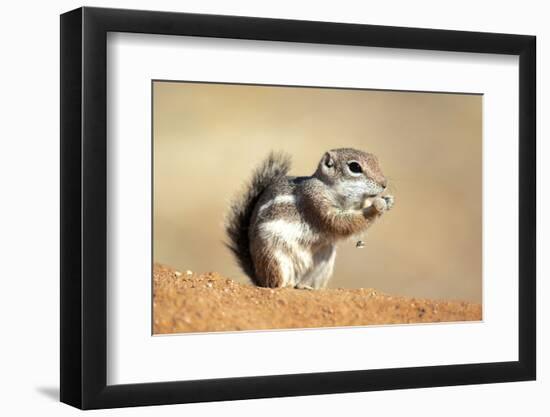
379 178 388 188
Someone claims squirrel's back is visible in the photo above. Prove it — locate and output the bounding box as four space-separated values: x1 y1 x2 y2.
225 152 291 282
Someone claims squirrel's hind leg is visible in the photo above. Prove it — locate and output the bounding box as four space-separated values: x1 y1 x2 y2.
251 247 297 288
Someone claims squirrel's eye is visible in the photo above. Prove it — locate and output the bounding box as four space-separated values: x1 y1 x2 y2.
347 161 363 174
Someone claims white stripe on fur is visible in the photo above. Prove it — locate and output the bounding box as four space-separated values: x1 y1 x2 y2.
258 195 296 214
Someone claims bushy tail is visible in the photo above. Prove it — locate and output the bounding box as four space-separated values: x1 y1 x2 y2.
225 152 291 280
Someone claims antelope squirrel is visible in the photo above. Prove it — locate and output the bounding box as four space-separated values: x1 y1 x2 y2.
225 148 394 289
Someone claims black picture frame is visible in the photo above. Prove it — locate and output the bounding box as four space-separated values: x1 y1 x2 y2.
60 6 536 410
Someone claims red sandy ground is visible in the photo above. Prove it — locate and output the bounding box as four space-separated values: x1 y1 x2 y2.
153 263 482 334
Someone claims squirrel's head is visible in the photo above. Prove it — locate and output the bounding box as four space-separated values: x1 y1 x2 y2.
313 148 387 209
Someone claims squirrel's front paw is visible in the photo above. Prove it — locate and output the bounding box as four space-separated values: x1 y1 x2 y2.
372 195 394 213
373 197 387 212
382 195 395 211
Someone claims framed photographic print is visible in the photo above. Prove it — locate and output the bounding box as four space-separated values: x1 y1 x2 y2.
60 6 536 409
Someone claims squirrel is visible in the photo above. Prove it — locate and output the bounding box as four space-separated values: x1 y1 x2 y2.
225 148 394 289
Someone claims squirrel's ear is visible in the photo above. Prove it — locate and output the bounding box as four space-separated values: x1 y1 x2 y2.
323 152 335 168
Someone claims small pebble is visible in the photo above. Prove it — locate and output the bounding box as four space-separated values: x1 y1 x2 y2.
356 240 365 248
185 270 193 276
174 271 182 277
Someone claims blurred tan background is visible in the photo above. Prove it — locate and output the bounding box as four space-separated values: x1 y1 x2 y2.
153 81 482 303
